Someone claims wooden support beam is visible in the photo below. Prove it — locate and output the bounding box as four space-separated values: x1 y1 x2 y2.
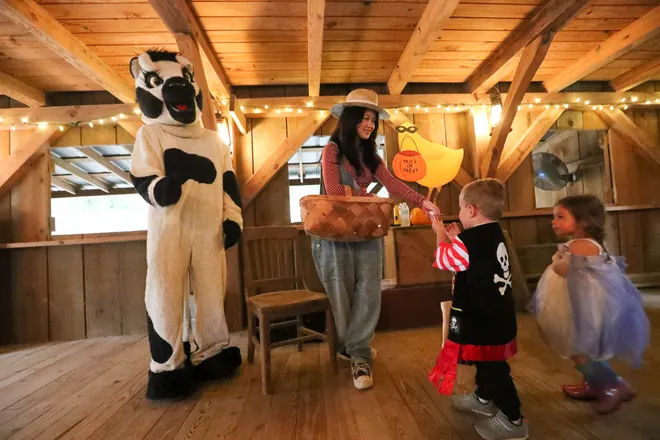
544 5 660 93
0 126 67 198
307 0 325 97
51 155 110 192
148 0 231 99
481 31 554 178
495 108 565 183
387 0 460 95
242 112 330 207
0 71 46 108
466 106 490 179
117 120 142 139
174 33 217 131
51 176 77 195
229 95 247 135
385 112 474 189
472 54 522 97
0 104 137 128
80 147 132 184
595 108 660 167
467 0 588 94
0 0 134 103
610 58 660 92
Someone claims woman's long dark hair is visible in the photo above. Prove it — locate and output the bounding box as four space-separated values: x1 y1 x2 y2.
556 194 607 248
329 106 380 175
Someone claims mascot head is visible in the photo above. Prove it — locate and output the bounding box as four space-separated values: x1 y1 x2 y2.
130 50 203 126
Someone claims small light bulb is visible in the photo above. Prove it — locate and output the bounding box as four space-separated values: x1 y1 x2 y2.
0 117 3 122
656 99 660 104
240 106 245 111
11 125 16 131
37 122 48 129
528 104 533 109
394 109 399 114
89 122 94 128
599 105 603 110
555 105 560 109
286 107 292 113
119 113 126 119
517 105 521 110
436 104 441 108
545 104 550 109
297 108 302 113
610 106 614 110
592 105 597 110
424 107 429 113
111 116 118 122
254 108 262 113
133 108 141 114
404 106 410 112
564 104 569 108
646 100 651 105
265 105 269 109
632 96 638 102
306 102 313 108
99 119 104 124
535 98 541 104
416 105 420 109
576 98 581 103
624 105 629 110
21 117 29 123
59 125 64 131
276 108 281 114
621 98 627 103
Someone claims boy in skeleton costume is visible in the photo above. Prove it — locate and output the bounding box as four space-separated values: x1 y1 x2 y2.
428 179 528 440
129 50 243 400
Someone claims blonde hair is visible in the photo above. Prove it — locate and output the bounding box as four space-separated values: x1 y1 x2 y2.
460 178 505 221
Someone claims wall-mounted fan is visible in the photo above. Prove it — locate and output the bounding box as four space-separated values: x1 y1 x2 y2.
532 152 575 191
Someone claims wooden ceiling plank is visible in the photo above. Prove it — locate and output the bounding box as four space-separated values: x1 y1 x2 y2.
148 0 231 99
387 0 460 95
610 58 660 92
51 155 110 192
481 31 554 178
495 108 565 182
595 108 660 167
51 175 77 195
242 111 330 207
0 0 134 103
307 0 325 97
0 126 67 198
544 5 660 92
467 0 589 94
0 71 46 107
79 146 132 184
175 32 217 131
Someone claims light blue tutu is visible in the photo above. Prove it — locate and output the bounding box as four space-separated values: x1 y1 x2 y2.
531 246 650 368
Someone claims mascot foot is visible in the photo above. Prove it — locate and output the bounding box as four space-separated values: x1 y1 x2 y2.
146 368 195 401
194 346 242 381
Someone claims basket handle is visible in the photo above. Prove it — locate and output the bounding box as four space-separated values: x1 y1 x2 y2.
343 185 353 196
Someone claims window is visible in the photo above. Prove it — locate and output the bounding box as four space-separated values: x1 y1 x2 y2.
51 194 148 235
288 135 389 223
532 129 611 208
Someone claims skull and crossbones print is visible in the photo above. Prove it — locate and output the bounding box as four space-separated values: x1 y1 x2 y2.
449 316 459 334
493 242 512 295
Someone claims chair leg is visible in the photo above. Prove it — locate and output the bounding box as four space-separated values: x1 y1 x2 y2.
247 313 255 364
260 316 272 395
296 315 303 352
326 307 337 373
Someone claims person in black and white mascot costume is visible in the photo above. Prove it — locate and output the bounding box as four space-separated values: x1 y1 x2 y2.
129 50 243 400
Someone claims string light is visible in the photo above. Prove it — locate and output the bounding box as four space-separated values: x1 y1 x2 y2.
404 106 410 112
621 98 627 103
545 104 550 109
11 125 16 131
584 100 590 105
306 102 313 108
37 122 48 129
576 98 581 103
610 106 614 110
517 105 521 110
99 119 104 125
297 108 302 113
632 96 638 102
59 125 64 131
646 100 652 105
564 104 569 108
111 116 118 122
424 107 429 113
0 117 3 123
528 104 533 108
119 113 126 119
624 105 629 110
265 105 269 109
535 98 541 104
88 122 94 128
21 117 29 123
133 108 141 114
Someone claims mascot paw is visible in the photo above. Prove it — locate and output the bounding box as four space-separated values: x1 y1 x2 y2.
146 368 195 401
194 346 242 381
223 220 241 249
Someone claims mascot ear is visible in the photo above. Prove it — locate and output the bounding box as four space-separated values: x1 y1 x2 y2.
130 57 141 79
176 55 194 74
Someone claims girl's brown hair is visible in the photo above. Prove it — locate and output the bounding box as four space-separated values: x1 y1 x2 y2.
555 194 606 247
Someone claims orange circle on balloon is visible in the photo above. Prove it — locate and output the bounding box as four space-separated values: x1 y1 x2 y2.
392 150 427 182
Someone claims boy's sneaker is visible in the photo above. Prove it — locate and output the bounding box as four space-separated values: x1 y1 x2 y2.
474 411 529 440
338 348 377 361
451 393 497 417
351 362 373 390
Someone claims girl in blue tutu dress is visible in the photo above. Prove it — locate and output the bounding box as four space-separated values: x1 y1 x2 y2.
531 195 650 415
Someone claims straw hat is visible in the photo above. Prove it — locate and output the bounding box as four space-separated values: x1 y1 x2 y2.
330 88 390 120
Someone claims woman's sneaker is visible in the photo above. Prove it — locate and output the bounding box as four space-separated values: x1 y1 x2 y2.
338 348 377 361
451 393 497 417
351 362 374 390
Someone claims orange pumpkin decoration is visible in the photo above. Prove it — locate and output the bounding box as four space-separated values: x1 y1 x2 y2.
410 207 432 225
392 150 427 182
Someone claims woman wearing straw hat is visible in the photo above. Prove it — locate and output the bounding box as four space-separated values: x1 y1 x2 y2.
312 89 441 390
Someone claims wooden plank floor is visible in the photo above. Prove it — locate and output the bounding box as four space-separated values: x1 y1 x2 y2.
1 311 659 440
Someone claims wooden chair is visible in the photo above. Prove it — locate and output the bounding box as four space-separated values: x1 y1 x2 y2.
241 226 337 394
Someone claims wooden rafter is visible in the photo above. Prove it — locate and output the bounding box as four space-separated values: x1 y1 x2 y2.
467 0 588 95
610 58 660 92
229 95 247 135
51 176 78 195
175 33 217 131
51 155 110 192
0 126 68 198
595 108 660 167
387 112 473 189
307 0 325 97
242 111 330 207
0 0 134 103
148 0 231 99
0 104 137 129
79 147 132 184
117 121 143 139
0 71 46 108
495 108 565 182
387 0 460 95
481 31 554 178
544 5 660 93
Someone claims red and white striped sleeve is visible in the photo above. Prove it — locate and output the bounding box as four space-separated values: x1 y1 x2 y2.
432 237 470 272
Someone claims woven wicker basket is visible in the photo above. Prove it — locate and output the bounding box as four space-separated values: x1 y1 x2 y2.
300 186 395 242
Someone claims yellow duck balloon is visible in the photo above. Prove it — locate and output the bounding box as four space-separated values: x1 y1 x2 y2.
396 121 464 192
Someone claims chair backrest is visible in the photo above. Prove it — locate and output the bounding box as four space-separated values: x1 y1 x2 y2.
241 226 304 299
